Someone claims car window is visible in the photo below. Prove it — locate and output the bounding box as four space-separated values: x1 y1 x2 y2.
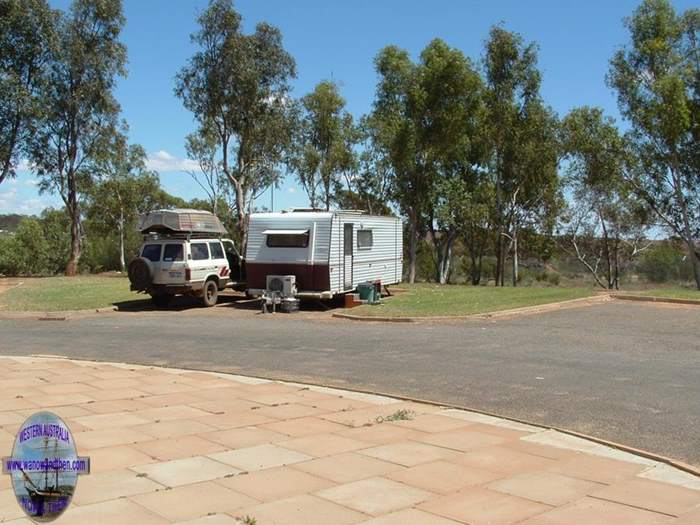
209 242 224 259
141 244 162 262
357 230 373 250
191 243 209 260
163 244 183 262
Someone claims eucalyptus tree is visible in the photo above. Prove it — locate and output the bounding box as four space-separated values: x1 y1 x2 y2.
185 125 225 216
0 0 56 185
86 142 161 272
368 45 426 282
175 0 296 246
608 0 700 289
417 39 484 284
560 107 649 289
29 0 126 276
482 26 559 286
289 80 357 210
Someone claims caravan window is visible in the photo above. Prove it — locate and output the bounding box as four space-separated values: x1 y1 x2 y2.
265 231 309 248
357 230 373 250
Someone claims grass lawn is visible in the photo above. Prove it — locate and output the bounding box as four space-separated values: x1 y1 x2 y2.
353 283 596 318
0 275 141 312
619 286 700 301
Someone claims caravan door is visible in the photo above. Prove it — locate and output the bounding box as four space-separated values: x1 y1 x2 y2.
343 223 353 290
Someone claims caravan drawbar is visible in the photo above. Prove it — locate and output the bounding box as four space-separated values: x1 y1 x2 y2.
245 209 403 298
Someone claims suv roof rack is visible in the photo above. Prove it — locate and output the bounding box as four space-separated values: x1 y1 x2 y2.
142 231 225 241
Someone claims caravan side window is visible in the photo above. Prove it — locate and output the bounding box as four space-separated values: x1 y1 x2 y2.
266 232 309 248
357 230 373 250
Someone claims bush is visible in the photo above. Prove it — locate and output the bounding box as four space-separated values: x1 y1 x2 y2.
0 211 69 276
637 243 685 283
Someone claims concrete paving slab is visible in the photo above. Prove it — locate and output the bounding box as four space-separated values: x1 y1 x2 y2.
0 355 697 525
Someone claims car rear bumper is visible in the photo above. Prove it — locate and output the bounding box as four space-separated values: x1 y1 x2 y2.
131 282 205 295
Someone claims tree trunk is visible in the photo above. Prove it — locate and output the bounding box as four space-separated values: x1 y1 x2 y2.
118 210 125 273
511 226 519 287
494 231 502 287
233 180 248 250
66 208 81 276
437 233 454 285
65 171 81 276
408 218 417 284
0 114 21 186
687 240 700 290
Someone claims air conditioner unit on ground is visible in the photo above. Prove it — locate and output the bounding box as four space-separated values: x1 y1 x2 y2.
266 275 297 298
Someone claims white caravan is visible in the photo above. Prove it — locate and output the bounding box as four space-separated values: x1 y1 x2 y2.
245 209 403 298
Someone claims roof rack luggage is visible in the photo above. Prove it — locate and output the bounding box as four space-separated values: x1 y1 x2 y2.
138 209 227 235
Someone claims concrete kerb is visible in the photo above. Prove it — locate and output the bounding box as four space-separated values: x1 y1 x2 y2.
332 294 612 322
18 352 700 482
611 293 700 306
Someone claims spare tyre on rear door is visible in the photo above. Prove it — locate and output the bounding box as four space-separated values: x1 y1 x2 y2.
128 257 152 291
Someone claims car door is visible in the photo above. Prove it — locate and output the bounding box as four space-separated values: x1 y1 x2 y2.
222 239 243 281
159 243 186 284
140 243 163 283
189 241 211 283
208 241 228 282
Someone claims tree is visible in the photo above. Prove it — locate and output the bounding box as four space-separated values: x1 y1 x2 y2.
417 40 485 284
608 0 700 289
185 125 226 216
175 0 296 247
0 0 56 185
560 107 650 289
369 41 485 284
86 143 162 272
368 45 426 283
482 26 559 286
28 0 126 276
289 80 357 210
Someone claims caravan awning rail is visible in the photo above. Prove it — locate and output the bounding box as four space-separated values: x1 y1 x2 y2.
262 229 309 235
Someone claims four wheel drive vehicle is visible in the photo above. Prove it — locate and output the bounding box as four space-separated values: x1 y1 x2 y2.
128 209 245 307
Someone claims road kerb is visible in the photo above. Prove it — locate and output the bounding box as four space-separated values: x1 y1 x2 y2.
332 294 610 322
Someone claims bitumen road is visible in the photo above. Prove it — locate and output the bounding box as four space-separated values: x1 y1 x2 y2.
0 300 698 465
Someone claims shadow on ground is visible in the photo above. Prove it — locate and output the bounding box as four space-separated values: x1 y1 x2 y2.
114 291 348 313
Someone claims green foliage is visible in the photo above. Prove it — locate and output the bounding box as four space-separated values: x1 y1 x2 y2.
28 0 127 275
637 243 688 283
0 0 56 185
608 0 700 288
0 210 68 276
175 0 296 244
559 106 648 289
289 80 357 210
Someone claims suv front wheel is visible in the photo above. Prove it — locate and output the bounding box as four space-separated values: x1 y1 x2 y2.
201 279 218 307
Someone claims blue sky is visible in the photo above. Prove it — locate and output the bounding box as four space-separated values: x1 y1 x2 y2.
3 0 695 215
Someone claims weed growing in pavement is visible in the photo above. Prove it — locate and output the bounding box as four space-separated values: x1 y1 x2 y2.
236 516 257 525
375 409 415 423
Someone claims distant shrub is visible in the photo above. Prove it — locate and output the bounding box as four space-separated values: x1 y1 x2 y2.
637 243 685 283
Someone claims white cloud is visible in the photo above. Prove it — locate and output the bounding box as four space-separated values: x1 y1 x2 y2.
146 150 201 173
287 187 297 194
0 186 57 215
16 159 32 172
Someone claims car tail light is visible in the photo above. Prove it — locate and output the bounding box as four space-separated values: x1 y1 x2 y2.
185 268 191 281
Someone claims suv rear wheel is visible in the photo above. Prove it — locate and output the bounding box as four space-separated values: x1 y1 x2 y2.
201 279 218 307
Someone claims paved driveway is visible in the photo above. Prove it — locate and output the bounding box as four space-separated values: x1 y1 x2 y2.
0 300 698 465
